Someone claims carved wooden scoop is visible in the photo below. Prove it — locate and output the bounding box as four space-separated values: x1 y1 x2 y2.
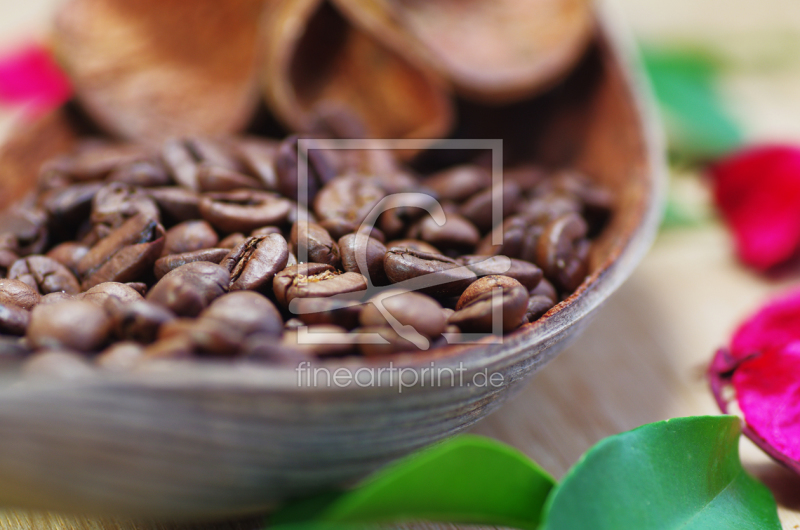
52 0 265 144
334 0 595 102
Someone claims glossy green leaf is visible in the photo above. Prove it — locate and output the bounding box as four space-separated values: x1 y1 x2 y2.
642 48 742 160
270 434 555 529
539 416 781 530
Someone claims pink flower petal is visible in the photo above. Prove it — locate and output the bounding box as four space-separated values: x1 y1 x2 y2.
711 145 800 270
732 343 800 462
730 288 800 359
710 290 800 474
0 43 71 117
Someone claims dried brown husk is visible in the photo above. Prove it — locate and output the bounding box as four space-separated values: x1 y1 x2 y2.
0 112 78 211
260 0 452 143
334 0 595 103
52 0 266 144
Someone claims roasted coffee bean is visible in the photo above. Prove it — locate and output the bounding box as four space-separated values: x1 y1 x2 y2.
475 215 542 261
536 213 589 292
37 166 70 191
458 255 542 290
80 227 165 290
201 291 283 337
0 208 48 256
407 213 480 252
9 256 81 295
356 326 427 356
424 165 491 203
77 214 164 278
503 165 546 189
91 182 160 228
287 202 318 227
338 233 388 286
161 138 201 191
290 222 340 267
96 342 145 371
282 270 367 307
197 164 263 192
449 276 529 333
0 247 18 278
556 239 590 294
314 175 385 226
158 318 244 357
459 181 520 233
377 193 440 239
293 297 362 330
3 132 611 362
185 137 243 172
383 249 475 297
250 226 282 238
27 300 113 351
281 324 355 357
40 182 104 231
235 137 279 191
0 303 30 335
0 336 30 364
275 135 336 203
360 289 446 338
199 190 291 233
273 264 366 307
162 220 219 256
0 279 41 310
457 275 524 310
530 278 557 302
142 335 194 360
322 221 386 244
114 301 176 344
39 292 76 305
108 160 172 187
547 170 614 213
519 192 582 224
146 187 202 223
385 239 441 257
273 263 331 306
46 242 90 276
240 333 306 364
525 295 555 322
51 142 150 182
78 222 112 247
126 282 149 296
318 218 357 241
218 232 246 249
222 234 289 291
146 261 229 317
284 318 305 329
79 282 144 311
23 350 95 380
154 248 230 280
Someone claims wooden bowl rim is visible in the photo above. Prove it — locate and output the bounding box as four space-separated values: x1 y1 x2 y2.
6 6 666 395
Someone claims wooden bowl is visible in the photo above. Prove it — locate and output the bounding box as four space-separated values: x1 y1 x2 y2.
0 11 664 519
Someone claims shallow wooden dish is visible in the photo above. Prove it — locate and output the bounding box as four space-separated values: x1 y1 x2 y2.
0 11 664 519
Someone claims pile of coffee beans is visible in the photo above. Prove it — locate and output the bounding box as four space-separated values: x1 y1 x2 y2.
0 135 612 373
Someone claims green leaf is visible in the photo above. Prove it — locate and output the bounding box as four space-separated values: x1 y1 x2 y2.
539 416 781 530
270 435 555 529
642 47 742 160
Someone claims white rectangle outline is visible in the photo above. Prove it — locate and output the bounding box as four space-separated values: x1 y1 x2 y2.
296 138 507 346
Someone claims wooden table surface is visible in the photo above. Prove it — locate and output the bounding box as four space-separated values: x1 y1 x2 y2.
4 0 800 528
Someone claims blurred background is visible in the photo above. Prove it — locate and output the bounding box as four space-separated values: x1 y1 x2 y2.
3 0 800 528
